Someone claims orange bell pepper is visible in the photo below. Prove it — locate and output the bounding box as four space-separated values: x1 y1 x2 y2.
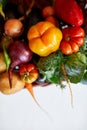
27 21 62 56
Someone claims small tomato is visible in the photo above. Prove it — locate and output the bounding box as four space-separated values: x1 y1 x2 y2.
19 64 39 83
42 6 55 18
45 16 58 26
60 26 85 55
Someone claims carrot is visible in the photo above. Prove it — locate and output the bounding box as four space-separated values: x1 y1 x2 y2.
61 64 73 108
25 83 52 119
25 83 42 109
25 83 35 99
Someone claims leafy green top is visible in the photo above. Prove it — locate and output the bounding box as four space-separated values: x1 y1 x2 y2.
36 36 87 85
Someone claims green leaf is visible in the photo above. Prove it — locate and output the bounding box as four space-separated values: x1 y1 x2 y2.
83 71 87 80
37 51 64 84
0 5 5 18
0 0 7 18
0 0 7 9
80 36 87 65
65 52 86 83
3 44 11 71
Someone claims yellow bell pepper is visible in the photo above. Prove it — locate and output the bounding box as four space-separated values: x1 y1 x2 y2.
27 21 62 56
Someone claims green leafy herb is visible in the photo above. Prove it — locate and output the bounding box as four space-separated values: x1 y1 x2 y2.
37 50 64 84
37 49 87 85
80 35 87 56
65 52 86 83
36 36 87 86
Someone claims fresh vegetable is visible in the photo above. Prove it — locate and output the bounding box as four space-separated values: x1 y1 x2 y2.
0 0 7 10
36 49 87 84
7 40 33 88
60 26 85 55
27 21 62 56
79 35 87 82
65 52 86 83
42 6 55 18
45 16 58 26
3 44 11 71
54 0 84 26
36 50 64 84
4 19 24 38
0 0 7 18
0 52 6 73
19 63 39 107
0 0 86 99
19 63 48 114
19 63 39 84
76 0 87 35
0 72 25 95
61 64 73 107
42 6 58 26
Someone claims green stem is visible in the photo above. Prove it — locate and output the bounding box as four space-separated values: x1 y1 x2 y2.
3 44 11 71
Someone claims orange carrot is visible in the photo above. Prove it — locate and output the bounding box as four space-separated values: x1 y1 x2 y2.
61 64 73 108
25 83 52 119
25 83 34 99
25 83 42 108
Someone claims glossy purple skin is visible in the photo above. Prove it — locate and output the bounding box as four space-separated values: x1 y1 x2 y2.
8 40 33 87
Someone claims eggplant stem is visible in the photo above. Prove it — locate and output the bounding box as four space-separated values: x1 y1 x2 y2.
61 64 73 108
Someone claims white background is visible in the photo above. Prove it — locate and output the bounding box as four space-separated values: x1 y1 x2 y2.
0 83 87 130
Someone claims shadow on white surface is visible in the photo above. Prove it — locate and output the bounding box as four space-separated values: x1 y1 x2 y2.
0 83 87 130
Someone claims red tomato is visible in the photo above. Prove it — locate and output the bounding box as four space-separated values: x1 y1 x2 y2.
60 26 85 55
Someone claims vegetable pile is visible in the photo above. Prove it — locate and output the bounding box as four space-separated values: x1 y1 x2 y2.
0 0 87 99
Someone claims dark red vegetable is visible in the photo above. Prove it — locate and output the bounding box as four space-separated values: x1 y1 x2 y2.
8 40 33 87
54 0 84 26
60 26 85 55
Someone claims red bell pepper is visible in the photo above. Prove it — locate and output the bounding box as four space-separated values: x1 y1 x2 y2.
60 26 85 55
54 0 84 26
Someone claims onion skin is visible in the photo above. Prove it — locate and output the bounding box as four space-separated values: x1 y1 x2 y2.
8 40 33 87
4 19 24 38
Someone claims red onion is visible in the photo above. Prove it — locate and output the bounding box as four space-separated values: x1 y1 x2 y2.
8 40 33 87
